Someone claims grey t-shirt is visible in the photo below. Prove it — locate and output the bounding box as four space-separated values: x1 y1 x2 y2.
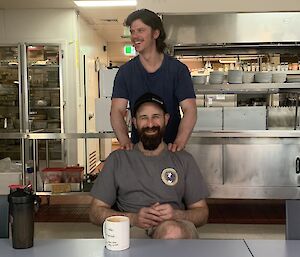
90 145 209 213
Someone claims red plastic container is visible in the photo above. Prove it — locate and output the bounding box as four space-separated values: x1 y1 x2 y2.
64 166 84 183
41 168 64 183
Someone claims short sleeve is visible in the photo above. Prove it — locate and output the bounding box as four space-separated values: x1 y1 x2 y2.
90 153 118 206
112 67 129 99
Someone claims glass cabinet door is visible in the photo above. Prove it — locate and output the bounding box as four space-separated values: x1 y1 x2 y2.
26 44 63 160
0 45 21 160
0 44 64 163
27 45 61 132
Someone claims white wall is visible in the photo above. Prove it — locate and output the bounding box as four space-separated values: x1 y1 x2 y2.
78 15 107 133
1 9 76 43
77 15 108 170
107 42 132 64
138 0 300 13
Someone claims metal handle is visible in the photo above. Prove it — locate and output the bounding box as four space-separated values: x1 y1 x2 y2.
296 157 300 174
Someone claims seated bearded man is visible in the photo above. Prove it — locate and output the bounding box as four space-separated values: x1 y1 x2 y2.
89 92 209 239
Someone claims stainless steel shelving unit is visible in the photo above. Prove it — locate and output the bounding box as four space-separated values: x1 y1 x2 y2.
0 44 64 161
195 82 300 94
2 131 300 198
0 132 114 195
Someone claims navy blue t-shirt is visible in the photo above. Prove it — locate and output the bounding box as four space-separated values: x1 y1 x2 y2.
112 54 195 144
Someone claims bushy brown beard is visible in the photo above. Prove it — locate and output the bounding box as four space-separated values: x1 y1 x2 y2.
138 126 164 150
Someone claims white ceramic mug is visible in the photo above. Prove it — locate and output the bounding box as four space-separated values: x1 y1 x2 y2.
103 216 130 251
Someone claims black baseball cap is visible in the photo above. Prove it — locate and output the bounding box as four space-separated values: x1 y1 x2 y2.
133 92 167 117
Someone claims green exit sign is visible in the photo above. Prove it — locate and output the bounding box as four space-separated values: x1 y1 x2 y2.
123 45 136 56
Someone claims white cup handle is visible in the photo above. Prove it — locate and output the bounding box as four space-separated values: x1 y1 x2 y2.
102 221 106 239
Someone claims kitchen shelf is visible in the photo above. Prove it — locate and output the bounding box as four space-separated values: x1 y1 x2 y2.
30 106 60 109
0 129 20 133
36 191 89 196
30 128 61 133
30 87 60 91
0 106 18 108
29 65 59 69
30 129 45 133
285 71 300 75
44 128 61 133
0 65 18 69
195 71 300 76
195 82 300 94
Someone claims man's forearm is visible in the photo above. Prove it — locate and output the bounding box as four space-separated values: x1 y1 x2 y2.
89 205 121 226
110 111 131 146
89 205 138 227
175 100 197 146
174 207 209 227
176 112 196 145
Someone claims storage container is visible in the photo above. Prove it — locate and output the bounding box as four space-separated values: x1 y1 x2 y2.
41 166 83 192
40 168 64 184
64 166 84 183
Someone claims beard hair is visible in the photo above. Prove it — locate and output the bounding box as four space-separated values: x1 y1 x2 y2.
138 126 164 150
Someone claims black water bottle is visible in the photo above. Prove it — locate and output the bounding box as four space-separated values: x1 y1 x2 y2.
8 187 34 249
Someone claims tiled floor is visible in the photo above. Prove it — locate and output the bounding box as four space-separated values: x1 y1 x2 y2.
35 198 286 224
34 222 285 240
34 197 286 240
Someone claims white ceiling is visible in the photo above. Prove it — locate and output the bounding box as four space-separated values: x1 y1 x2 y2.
0 0 135 43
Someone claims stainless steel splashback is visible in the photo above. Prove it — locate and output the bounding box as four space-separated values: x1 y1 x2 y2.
163 12 300 45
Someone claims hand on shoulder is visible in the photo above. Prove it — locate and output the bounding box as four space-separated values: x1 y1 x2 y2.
168 142 185 152
119 142 134 150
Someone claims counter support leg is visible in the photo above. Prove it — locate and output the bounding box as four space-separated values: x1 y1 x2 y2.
0 195 9 238
285 199 300 239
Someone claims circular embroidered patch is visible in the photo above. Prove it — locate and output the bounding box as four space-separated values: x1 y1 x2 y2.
161 168 178 186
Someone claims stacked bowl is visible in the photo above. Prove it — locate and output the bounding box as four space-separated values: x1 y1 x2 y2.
192 75 207 85
192 75 207 93
209 71 224 84
242 72 255 83
228 70 243 84
286 75 300 83
255 72 272 83
272 73 287 83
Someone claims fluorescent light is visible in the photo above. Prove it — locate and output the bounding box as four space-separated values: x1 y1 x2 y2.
74 1 137 7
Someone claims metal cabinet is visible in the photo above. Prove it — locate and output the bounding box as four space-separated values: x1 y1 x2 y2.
0 44 64 161
0 45 21 160
224 142 300 187
25 45 63 161
186 143 223 185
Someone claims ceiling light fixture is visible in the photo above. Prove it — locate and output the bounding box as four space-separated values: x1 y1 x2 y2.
74 1 137 7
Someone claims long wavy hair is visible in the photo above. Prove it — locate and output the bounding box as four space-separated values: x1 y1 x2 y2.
125 9 167 53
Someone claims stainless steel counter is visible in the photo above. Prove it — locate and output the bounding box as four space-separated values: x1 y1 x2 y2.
0 132 115 139
1 239 300 257
245 240 300 257
187 131 300 199
2 130 300 139
0 239 252 257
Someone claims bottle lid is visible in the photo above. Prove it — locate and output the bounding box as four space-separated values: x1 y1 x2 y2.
8 187 34 204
